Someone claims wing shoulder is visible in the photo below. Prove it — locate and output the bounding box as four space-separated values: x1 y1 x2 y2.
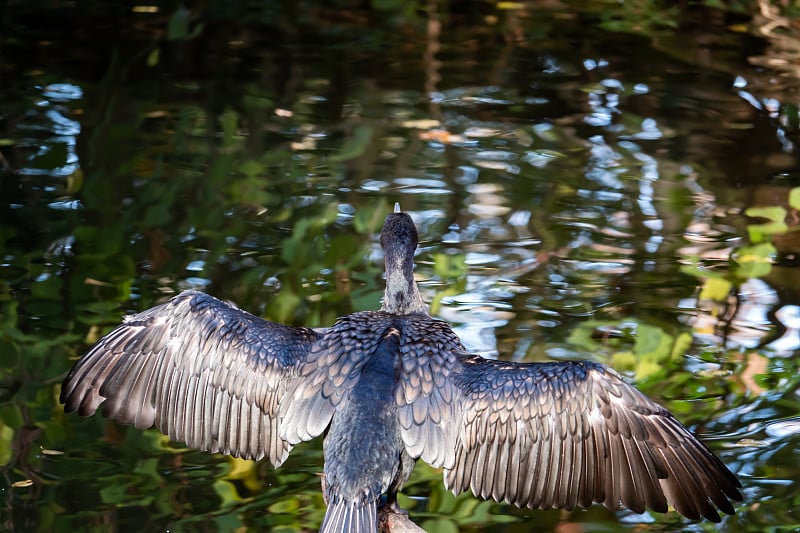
394 316 466 468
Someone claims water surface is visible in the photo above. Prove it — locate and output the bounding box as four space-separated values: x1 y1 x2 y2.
1 2 799 532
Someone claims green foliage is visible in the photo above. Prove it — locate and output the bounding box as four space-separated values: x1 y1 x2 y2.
568 319 690 381
3 1 798 530
401 463 519 530
166 5 204 41
432 253 467 279
429 253 468 316
734 242 777 279
330 125 374 162
698 275 733 301
745 206 788 243
0 418 13 466
588 0 680 35
683 186 800 302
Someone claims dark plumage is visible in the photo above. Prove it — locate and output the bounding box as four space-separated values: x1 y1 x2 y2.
61 206 742 532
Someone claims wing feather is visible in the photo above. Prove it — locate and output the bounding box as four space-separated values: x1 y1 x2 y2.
61 290 322 465
394 316 466 468
414 354 742 522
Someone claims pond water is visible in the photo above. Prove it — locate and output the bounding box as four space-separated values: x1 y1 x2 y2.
2 1 800 532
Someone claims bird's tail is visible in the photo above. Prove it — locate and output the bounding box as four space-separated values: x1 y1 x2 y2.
319 497 377 533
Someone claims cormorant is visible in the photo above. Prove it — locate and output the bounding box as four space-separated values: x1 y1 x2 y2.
61 206 742 532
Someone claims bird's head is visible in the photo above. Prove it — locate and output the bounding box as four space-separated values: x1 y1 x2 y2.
380 204 427 315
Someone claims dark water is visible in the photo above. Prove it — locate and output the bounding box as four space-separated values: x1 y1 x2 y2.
2 2 799 532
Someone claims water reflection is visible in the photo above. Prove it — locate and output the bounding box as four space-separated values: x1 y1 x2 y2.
1 2 800 532
16 84 82 180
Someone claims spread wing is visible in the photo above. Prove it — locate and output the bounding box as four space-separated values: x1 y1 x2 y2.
60 290 323 466
402 355 742 522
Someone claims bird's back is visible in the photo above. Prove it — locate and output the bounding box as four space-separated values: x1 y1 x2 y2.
319 322 414 533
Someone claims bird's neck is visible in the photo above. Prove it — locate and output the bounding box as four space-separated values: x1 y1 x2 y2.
381 255 427 315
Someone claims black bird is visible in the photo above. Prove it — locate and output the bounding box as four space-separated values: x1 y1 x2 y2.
61 206 742 532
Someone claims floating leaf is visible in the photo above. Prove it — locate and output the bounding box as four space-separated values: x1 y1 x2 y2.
747 220 788 243
699 277 732 301
735 260 772 280
746 206 787 242
213 479 246 505
746 206 786 222
735 242 776 279
222 456 261 493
